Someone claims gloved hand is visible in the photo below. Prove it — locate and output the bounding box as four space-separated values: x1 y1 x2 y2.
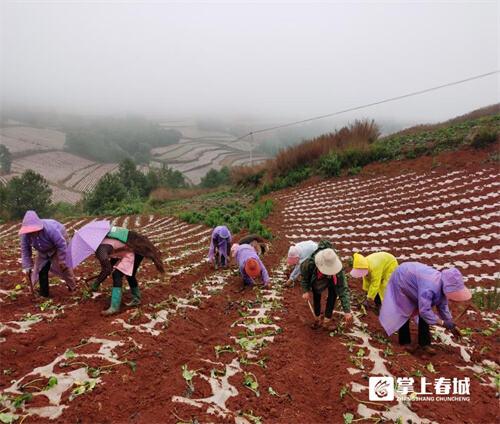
444 320 456 330
24 270 34 295
59 262 68 273
450 325 462 341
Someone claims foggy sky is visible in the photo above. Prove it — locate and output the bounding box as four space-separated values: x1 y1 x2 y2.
1 0 498 125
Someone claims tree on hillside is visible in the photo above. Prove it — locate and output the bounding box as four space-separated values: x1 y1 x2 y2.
146 164 187 190
117 158 149 197
200 167 230 188
4 170 53 219
83 173 129 215
0 144 12 174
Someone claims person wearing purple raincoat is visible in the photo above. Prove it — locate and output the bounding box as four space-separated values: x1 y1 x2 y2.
19 210 76 297
234 244 270 288
379 262 471 353
208 225 232 268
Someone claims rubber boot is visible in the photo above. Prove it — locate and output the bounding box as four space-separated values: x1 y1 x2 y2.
91 281 100 292
102 287 122 316
125 286 141 307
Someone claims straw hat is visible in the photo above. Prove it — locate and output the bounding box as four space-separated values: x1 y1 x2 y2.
314 249 342 276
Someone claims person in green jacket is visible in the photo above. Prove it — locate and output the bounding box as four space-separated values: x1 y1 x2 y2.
301 240 352 329
350 251 398 314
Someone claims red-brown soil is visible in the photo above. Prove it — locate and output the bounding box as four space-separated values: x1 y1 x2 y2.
0 148 498 423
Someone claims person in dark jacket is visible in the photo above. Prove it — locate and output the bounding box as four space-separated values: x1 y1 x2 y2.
238 234 267 256
301 240 352 329
90 229 164 315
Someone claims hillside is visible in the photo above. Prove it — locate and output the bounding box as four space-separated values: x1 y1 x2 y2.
0 146 498 423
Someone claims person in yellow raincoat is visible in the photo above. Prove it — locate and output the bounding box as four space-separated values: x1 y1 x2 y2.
350 252 398 313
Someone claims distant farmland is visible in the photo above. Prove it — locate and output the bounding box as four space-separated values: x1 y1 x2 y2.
0 121 269 203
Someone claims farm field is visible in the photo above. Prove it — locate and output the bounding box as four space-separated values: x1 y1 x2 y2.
0 122 270 198
0 158 498 423
0 127 66 154
157 121 270 184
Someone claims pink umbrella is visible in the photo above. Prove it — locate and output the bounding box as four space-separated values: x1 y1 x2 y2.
68 220 111 268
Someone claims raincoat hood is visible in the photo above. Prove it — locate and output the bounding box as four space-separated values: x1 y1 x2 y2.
442 267 471 301
19 210 44 235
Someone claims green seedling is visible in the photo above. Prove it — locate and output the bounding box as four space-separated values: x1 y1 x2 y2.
7 284 23 300
479 346 490 355
236 337 267 352
69 380 96 401
239 356 268 369
0 413 19 424
243 373 260 397
343 412 354 424
356 348 365 358
349 356 365 370
39 300 53 311
346 341 355 353
240 411 262 424
20 313 39 322
383 347 394 357
372 333 390 344
181 364 197 395
64 349 76 359
12 393 32 408
268 386 280 397
80 289 92 300
214 345 236 358
412 369 423 377
43 376 58 391
340 385 350 400
460 327 474 337
359 304 367 317
426 363 437 374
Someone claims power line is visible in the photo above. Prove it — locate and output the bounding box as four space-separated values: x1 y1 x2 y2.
234 70 499 142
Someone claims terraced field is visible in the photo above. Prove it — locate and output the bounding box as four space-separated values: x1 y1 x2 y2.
156 121 269 184
1 122 270 199
0 156 498 423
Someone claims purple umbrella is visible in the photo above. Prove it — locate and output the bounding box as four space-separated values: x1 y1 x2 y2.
68 220 111 268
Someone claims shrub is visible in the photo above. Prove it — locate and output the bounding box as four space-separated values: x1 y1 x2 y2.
83 173 129 215
347 166 362 176
319 152 342 177
200 167 230 188
470 129 498 149
268 119 380 178
231 164 267 187
178 199 273 239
